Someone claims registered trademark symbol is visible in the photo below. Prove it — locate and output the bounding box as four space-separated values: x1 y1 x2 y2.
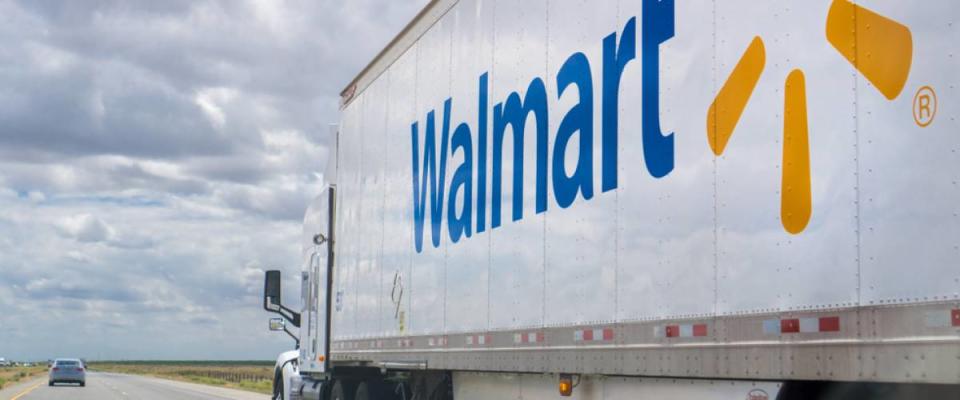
912 85 937 127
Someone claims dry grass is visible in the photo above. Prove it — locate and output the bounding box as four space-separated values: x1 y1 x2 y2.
89 361 274 394
0 366 47 389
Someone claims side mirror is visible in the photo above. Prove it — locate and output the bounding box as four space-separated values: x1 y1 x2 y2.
264 270 282 312
263 269 301 328
269 318 285 331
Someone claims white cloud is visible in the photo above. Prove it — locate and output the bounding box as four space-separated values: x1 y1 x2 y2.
26 191 45 203
57 213 114 243
25 41 77 74
194 87 237 129
66 250 93 263
0 0 428 361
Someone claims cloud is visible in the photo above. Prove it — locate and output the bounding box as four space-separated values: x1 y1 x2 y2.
57 213 114 243
0 0 428 361
194 87 237 129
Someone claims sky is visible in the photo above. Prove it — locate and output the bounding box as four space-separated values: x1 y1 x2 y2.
0 0 427 361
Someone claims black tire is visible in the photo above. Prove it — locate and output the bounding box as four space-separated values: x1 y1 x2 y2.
330 379 356 400
48 381 54 387
355 381 399 400
80 381 85 387
354 382 371 400
272 368 283 400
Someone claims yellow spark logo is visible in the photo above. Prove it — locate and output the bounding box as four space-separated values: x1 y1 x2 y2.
706 0 913 234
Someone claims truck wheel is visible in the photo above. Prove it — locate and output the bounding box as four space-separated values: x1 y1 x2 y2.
330 380 356 400
272 368 283 400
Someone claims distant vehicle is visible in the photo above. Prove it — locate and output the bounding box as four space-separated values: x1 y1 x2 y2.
48 358 85 387
0 358 9 367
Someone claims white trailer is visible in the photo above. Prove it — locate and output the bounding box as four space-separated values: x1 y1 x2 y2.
263 0 960 399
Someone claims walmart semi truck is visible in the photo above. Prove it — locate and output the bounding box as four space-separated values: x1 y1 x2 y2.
262 0 960 399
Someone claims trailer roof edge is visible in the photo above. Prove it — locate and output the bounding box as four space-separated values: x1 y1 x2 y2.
338 0 457 109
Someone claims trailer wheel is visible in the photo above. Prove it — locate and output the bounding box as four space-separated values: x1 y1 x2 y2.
330 379 356 400
355 381 398 400
354 382 372 400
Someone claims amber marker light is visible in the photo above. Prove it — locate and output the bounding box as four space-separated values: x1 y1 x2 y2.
559 374 575 396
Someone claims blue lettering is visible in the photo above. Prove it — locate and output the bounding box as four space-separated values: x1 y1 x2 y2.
601 17 636 192
476 73 488 233
491 78 549 228
447 122 473 243
408 4 676 252
641 0 675 178
410 99 452 252
554 52 594 208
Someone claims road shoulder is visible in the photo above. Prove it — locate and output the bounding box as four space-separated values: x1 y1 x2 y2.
0 377 45 399
98 372 269 400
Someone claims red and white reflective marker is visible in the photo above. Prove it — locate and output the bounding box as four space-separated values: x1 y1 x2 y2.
924 309 960 328
513 331 545 344
658 323 708 338
763 316 839 335
466 334 492 346
574 328 614 342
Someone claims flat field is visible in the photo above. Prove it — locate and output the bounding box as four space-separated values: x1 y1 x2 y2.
89 361 274 394
0 366 46 389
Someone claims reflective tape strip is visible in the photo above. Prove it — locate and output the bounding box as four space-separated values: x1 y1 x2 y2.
603 328 615 340
799 317 819 333
764 317 840 334
781 318 800 333
819 316 840 332
662 324 708 338
693 324 708 336
762 319 780 335
575 328 613 342
466 335 492 346
513 332 543 344
925 310 960 328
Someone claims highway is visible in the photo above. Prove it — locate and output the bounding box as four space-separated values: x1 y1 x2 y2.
0 372 269 400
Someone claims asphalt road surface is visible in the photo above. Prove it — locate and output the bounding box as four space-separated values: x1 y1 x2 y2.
0 372 269 400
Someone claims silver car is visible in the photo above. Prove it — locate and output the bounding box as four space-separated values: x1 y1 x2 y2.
48 358 85 387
